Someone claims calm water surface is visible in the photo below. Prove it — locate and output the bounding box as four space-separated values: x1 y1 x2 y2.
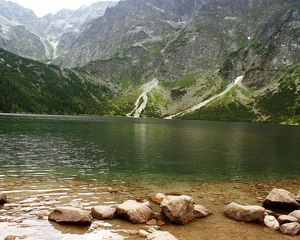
0 114 299 182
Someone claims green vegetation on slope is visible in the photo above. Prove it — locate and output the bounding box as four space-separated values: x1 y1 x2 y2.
256 66 300 123
182 86 256 122
0 48 113 115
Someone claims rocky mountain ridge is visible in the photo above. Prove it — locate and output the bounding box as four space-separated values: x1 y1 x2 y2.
0 0 299 124
0 0 116 62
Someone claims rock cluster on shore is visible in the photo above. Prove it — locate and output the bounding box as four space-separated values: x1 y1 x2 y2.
46 193 211 239
224 188 300 236
2 188 300 239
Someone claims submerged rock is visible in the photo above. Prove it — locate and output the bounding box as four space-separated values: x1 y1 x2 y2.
278 215 299 225
280 222 300 236
264 215 280 230
223 202 265 222
91 205 116 220
263 189 299 210
147 230 178 240
289 210 300 221
160 195 195 225
194 204 212 218
116 200 154 224
48 207 91 225
296 191 300 202
0 193 7 205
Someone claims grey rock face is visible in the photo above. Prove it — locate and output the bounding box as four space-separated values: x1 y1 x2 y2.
223 202 265 222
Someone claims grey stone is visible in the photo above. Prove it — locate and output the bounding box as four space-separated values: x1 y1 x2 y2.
160 195 195 225
91 205 116 220
116 200 154 224
223 202 265 222
278 215 299 224
263 189 299 210
48 207 91 225
280 222 300 236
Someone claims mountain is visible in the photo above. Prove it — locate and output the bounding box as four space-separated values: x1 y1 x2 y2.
0 48 114 115
0 0 48 60
0 0 299 124
0 0 116 62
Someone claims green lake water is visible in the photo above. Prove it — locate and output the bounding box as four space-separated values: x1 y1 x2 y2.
0 114 299 182
0 114 300 240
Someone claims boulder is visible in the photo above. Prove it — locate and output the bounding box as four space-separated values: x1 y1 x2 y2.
147 231 178 240
0 193 7 205
278 215 299 224
160 195 195 225
280 222 300 236
289 210 300 221
264 215 280 230
150 193 166 204
194 204 212 218
116 200 154 224
48 207 91 225
91 205 116 220
223 202 265 222
263 189 299 210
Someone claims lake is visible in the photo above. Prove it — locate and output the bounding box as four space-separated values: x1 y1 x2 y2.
0 114 299 239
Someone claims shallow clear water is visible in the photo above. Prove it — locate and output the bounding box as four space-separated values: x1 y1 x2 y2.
0 114 299 239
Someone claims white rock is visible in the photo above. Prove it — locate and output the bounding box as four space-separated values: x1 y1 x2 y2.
264 215 280 230
138 229 150 237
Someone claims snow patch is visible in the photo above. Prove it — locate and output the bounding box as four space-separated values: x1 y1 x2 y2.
127 78 159 118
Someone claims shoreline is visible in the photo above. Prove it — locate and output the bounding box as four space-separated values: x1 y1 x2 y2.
0 112 299 126
1 178 299 239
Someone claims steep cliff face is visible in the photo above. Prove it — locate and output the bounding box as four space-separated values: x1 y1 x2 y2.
55 0 207 67
0 0 47 60
0 0 116 62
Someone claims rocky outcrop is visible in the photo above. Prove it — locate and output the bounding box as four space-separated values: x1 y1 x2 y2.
147 230 178 240
48 207 91 225
91 205 116 220
116 200 155 224
263 189 300 210
223 202 265 222
160 195 195 225
278 215 299 225
194 204 212 218
264 215 280 230
280 222 300 236
0 193 7 205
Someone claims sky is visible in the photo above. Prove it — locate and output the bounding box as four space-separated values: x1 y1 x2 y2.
10 0 118 17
